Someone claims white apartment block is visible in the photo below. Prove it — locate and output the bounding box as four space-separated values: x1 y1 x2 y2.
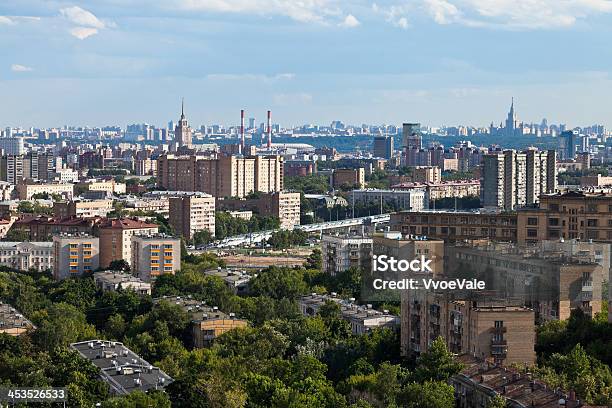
0 242 53 272
321 234 373 275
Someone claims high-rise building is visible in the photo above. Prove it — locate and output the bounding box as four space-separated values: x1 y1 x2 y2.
505 98 518 137
172 99 192 151
157 154 284 198
402 123 421 166
558 130 578 160
52 233 100 280
0 137 25 156
216 191 301 230
169 193 216 239
481 149 556 210
98 219 159 268
373 136 394 159
131 234 181 282
332 168 365 189
321 234 372 275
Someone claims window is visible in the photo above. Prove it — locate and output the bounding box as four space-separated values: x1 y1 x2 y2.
587 219 598 227
527 229 538 237
527 218 538 226
494 320 504 328
548 218 559 226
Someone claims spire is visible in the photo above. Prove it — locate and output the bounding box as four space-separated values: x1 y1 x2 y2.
180 97 185 119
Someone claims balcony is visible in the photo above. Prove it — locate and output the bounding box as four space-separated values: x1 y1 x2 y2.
490 326 507 334
491 339 507 346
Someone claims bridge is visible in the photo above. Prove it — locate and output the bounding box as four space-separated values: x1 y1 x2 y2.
212 213 391 248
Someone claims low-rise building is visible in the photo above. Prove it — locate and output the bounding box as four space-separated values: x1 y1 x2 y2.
77 179 126 195
131 234 181 282
350 189 428 212
98 218 159 268
52 233 100 280
93 271 151 295
122 197 169 215
10 215 103 241
0 302 35 336
16 181 74 200
154 296 248 347
70 340 173 395
321 233 373 275
228 210 253 220
299 293 399 335
203 268 251 295
390 180 481 200
53 199 114 219
452 355 589 408
412 166 442 184
0 241 53 272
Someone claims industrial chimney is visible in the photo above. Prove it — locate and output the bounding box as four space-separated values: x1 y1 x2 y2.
240 109 245 154
267 110 272 149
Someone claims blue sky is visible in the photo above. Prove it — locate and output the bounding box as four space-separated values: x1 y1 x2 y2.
1 0 612 129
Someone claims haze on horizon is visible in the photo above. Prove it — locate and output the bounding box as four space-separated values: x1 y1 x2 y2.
1 0 612 129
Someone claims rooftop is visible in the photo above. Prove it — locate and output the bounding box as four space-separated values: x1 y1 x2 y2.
153 296 243 323
99 218 158 230
0 302 35 334
70 340 173 395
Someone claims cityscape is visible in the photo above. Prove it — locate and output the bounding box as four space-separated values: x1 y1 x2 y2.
1 1 612 408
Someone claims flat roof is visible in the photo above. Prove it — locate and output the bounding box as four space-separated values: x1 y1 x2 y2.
0 302 35 333
70 340 172 395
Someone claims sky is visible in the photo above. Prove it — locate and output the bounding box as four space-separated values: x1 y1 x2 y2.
1 0 612 129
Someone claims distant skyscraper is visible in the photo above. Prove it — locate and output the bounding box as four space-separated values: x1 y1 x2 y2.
558 130 577 160
505 98 518 137
173 99 192 151
373 136 394 159
402 123 421 166
248 118 255 129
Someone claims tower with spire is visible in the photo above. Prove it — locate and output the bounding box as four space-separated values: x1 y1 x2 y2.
505 97 518 137
173 98 192 150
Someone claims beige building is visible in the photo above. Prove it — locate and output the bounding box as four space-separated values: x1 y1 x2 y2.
157 154 283 198
412 166 441 184
373 232 444 277
217 191 300 230
0 303 35 336
154 296 248 347
228 210 253 220
447 241 604 321
401 291 536 365
135 158 157 176
332 168 365 189
16 181 74 200
169 193 216 239
0 241 53 272
131 234 181 282
53 199 114 219
52 233 100 280
390 180 480 200
94 271 151 295
581 174 612 187
98 219 159 268
77 179 127 195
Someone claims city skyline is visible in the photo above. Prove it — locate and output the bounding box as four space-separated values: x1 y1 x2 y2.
2 1 612 128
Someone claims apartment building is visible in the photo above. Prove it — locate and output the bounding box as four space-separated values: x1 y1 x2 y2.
98 219 158 268
16 181 74 200
131 234 181 282
350 189 428 212
373 136 394 159
93 271 151 295
299 293 400 335
154 296 248 348
157 154 284 198
53 199 114 219
217 191 300 230
481 149 556 210
52 233 100 280
372 232 445 277
516 191 612 244
412 166 441 184
10 215 103 241
446 241 604 321
76 179 127 195
0 241 53 272
0 302 35 336
332 168 365 189
168 193 216 239
401 291 536 365
390 210 519 243
321 234 372 275
391 180 481 200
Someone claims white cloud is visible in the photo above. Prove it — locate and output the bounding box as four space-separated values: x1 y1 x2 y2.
339 14 360 27
11 64 33 72
179 0 341 23
0 16 14 25
372 3 412 29
69 27 99 40
273 92 313 105
60 6 105 28
424 0 461 24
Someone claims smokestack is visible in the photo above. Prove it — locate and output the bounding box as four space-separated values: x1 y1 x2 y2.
240 109 245 154
267 110 272 149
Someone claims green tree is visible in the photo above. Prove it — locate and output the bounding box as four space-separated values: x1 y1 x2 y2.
399 380 455 408
32 303 98 351
413 336 464 382
488 394 508 408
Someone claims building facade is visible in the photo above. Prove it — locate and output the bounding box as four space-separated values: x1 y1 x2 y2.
131 234 181 282
169 193 216 239
52 234 100 280
98 219 159 268
321 234 372 275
